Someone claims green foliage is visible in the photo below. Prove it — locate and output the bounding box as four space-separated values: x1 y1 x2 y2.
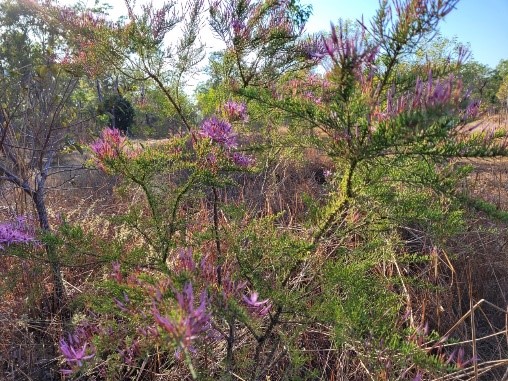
497 74 508 105
461 195 508 222
98 94 135 134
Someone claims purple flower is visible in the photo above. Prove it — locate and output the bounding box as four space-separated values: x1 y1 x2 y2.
242 291 271 316
464 100 481 120
222 100 248 122
0 216 36 250
231 152 255 167
377 73 465 121
199 116 237 149
176 247 196 272
59 321 98 376
152 282 210 357
59 337 94 367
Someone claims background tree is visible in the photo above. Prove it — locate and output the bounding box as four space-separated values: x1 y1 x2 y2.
97 93 135 134
0 0 87 308
497 74 508 107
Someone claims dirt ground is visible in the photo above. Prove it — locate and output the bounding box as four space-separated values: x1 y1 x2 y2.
460 111 508 209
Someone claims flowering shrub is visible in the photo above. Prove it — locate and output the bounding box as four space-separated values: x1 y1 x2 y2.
71 248 273 377
90 127 141 172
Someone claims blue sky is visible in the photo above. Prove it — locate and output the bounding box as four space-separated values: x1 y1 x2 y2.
306 0 508 68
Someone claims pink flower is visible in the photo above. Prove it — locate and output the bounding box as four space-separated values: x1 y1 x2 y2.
0 216 36 250
231 152 255 167
242 291 271 316
222 100 249 122
60 339 94 367
90 128 140 171
152 282 210 357
90 128 126 164
199 117 237 149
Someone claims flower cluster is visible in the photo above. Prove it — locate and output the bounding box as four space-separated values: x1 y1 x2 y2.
326 22 378 69
199 114 255 168
90 127 140 171
231 152 255 167
375 73 466 121
90 127 126 160
199 116 237 149
0 216 36 250
173 248 270 316
411 73 462 109
110 256 214 362
59 322 97 376
308 21 378 81
222 100 249 122
152 282 210 358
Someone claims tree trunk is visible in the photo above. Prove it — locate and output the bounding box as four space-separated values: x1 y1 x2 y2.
33 186 65 311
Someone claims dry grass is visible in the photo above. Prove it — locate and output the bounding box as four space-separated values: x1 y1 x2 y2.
461 157 508 210
430 111 508 380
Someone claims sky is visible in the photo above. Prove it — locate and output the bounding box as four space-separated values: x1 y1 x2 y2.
58 0 508 69
306 0 508 68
